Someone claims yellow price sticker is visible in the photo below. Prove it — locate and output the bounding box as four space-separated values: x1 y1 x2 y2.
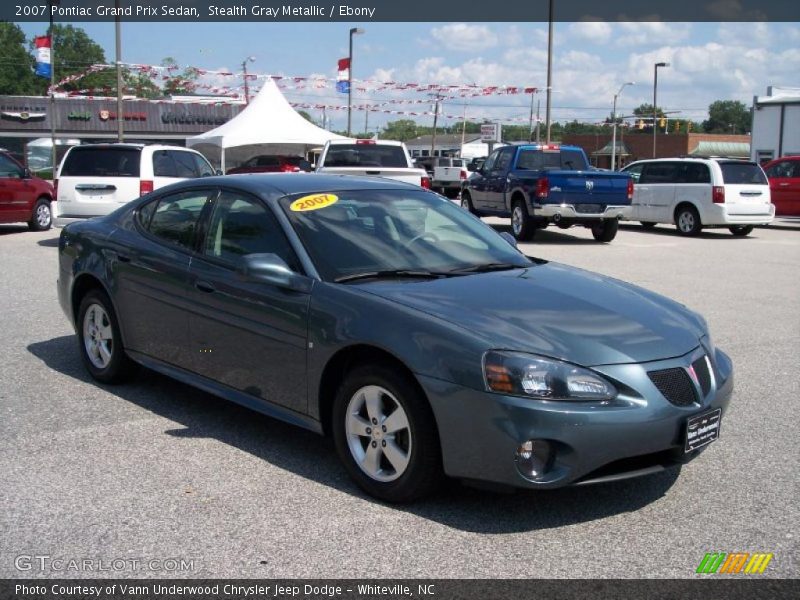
289 193 339 212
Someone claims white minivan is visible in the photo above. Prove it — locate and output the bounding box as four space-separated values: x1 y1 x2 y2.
622 157 775 236
55 144 215 226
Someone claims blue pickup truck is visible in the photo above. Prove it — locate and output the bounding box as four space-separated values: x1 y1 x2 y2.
460 144 633 242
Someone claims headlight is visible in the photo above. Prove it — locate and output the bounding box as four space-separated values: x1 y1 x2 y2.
483 350 617 401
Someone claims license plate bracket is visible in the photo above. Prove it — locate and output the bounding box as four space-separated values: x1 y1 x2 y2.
685 408 722 453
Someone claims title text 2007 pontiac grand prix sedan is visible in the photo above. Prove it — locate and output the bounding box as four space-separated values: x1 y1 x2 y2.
57 174 732 502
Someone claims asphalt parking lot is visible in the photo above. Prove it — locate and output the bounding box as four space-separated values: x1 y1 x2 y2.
0 218 798 579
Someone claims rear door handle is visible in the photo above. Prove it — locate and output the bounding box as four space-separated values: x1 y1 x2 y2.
194 280 215 293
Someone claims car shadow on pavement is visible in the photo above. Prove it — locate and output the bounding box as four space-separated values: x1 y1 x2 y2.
618 224 755 239
0 224 30 235
28 334 680 534
36 236 60 247
488 224 598 245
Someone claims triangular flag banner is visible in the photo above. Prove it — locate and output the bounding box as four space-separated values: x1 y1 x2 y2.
34 35 52 78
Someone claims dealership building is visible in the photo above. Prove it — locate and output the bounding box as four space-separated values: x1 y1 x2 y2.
750 86 800 164
0 94 242 175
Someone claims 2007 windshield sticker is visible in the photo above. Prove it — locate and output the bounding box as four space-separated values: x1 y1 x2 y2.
290 194 339 212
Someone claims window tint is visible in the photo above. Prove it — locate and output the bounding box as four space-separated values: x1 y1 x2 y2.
719 162 768 185
765 161 795 179
192 152 215 177
203 192 299 270
152 151 177 177
482 150 499 172
0 154 22 177
560 150 589 170
137 199 157 229
148 190 211 249
676 163 711 184
323 144 408 168
170 151 199 178
61 147 140 177
493 148 514 172
640 163 680 184
623 164 644 182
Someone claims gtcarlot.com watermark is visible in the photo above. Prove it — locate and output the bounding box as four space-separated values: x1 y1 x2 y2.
15 555 196 573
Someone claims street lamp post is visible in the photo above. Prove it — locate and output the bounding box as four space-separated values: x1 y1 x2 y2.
347 27 365 137
115 0 123 142
611 81 634 171
545 0 554 143
653 62 669 158
241 56 255 104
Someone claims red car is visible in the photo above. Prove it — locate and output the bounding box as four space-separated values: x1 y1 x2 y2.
226 155 312 175
0 150 55 231
763 156 800 217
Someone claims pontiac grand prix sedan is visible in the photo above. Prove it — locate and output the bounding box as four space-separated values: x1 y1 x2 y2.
57 174 733 502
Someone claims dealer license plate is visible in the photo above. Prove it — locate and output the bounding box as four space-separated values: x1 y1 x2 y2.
685 408 722 453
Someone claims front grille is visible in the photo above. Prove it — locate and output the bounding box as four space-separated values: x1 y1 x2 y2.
648 367 698 406
692 356 712 397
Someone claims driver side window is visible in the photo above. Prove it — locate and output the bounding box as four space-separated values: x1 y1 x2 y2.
482 150 499 172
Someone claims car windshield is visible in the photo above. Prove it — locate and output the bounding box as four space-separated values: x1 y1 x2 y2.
719 162 768 185
280 189 531 282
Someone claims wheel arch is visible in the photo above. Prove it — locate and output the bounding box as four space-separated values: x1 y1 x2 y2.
317 344 432 438
673 200 701 224
70 273 114 325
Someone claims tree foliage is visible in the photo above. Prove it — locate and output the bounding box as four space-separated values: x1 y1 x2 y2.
45 24 115 92
0 22 41 95
161 57 200 95
703 100 750 134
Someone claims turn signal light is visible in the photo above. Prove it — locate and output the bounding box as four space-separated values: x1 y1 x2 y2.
536 177 549 199
627 178 634 201
139 180 154 196
485 364 514 393
712 186 725 204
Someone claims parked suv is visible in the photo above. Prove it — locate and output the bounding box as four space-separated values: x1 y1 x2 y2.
55 144 215 226
622 157 774 236
0 150 55 231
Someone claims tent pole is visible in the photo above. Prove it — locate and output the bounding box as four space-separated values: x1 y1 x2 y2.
221 148 226 174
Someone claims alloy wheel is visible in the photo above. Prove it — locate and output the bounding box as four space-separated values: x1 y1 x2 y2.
345 385 412 482
82 303 114 369
678 211 695 233
36 204 51 228
512 206 524 236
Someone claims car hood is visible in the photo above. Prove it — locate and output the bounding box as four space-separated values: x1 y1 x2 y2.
356 262 704 366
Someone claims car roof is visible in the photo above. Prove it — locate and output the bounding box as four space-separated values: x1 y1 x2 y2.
173 173 425 199
327 139 404 146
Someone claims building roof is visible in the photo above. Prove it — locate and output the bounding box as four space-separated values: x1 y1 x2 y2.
405 134 483 147
689 141 750 157
591 140 632 156
755 86 800 105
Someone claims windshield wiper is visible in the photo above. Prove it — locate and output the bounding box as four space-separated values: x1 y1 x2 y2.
448 262 527 274
334 270 448 283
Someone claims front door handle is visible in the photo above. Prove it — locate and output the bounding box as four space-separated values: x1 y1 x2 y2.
194 280 215 293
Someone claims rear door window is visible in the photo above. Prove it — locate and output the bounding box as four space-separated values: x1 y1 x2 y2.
719 162 768 185
640 162 680 184
676 163 711 184
169 150 199 178
152 151 177 177
146 189 214 249
61 147 141 177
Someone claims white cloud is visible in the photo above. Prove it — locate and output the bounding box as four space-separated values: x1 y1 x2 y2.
568 21 612 44
430 24 498 52
615 22 692 47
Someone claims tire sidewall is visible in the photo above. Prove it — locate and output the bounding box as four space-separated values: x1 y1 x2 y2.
675 206 701 236
77 289 130 384
332 364 441 503
29 198 52 231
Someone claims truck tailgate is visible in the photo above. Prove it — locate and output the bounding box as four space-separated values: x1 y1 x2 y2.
316 167 428 186
548 170 632 206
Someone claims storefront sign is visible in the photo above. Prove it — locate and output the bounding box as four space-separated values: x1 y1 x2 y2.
67 111 92 121
99 110 147 121
161 112 227 126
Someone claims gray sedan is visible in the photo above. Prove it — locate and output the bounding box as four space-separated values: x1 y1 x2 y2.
57 174 732 502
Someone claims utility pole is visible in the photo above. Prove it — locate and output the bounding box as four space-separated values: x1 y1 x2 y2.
347 27 365 137
430 93 443 157
545 0 554 143
528 89 535 142
364 105 369 137
115 0 123 142
653 61 669 157
242 56 255 104
48 0 57 177
460 103 467 153
535 99 541 142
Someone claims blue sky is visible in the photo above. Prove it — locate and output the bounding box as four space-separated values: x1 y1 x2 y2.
18 21 800 130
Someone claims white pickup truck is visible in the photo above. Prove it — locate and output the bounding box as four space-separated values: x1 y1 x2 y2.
316 139 432 189
431 157 469 198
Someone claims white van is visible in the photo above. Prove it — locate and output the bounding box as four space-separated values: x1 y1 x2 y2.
622 157 774 236
55 144 215 226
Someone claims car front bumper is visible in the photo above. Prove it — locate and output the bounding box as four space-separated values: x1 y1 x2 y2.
419 347 733 489
532 203 633 221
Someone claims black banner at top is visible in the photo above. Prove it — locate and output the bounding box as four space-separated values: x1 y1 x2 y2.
5 0 800 22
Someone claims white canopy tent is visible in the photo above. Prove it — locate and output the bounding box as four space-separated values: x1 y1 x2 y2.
186 78 348 172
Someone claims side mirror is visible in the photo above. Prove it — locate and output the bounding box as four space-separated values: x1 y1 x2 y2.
500 232 517 248
238 253 312 293
21 168 32 179
215 169 224 176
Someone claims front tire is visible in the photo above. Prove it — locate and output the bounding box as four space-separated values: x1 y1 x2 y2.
77 289 135 384
675 205 702 236
591 218 619 242
729 225 754 237
28 198 52 231
332 364 442 503
511 200 534 241
460 191 476 214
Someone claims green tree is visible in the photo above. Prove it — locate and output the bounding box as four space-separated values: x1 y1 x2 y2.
633 103 666 118
381 119 420 141
42 24 115 92
161 57 200 95
0 23 40 95
123 70 162 99
703 100 750 134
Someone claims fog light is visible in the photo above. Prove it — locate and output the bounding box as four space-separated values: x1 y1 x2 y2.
515 440 552 480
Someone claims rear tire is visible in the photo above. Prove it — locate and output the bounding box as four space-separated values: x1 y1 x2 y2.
511 200 534 241
460 191 476 214
28 198 52 231
729 225 754 237
332 364 442 503
77 289 136 384
591 218 619 242
675 205 702 237
640 221 656 229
